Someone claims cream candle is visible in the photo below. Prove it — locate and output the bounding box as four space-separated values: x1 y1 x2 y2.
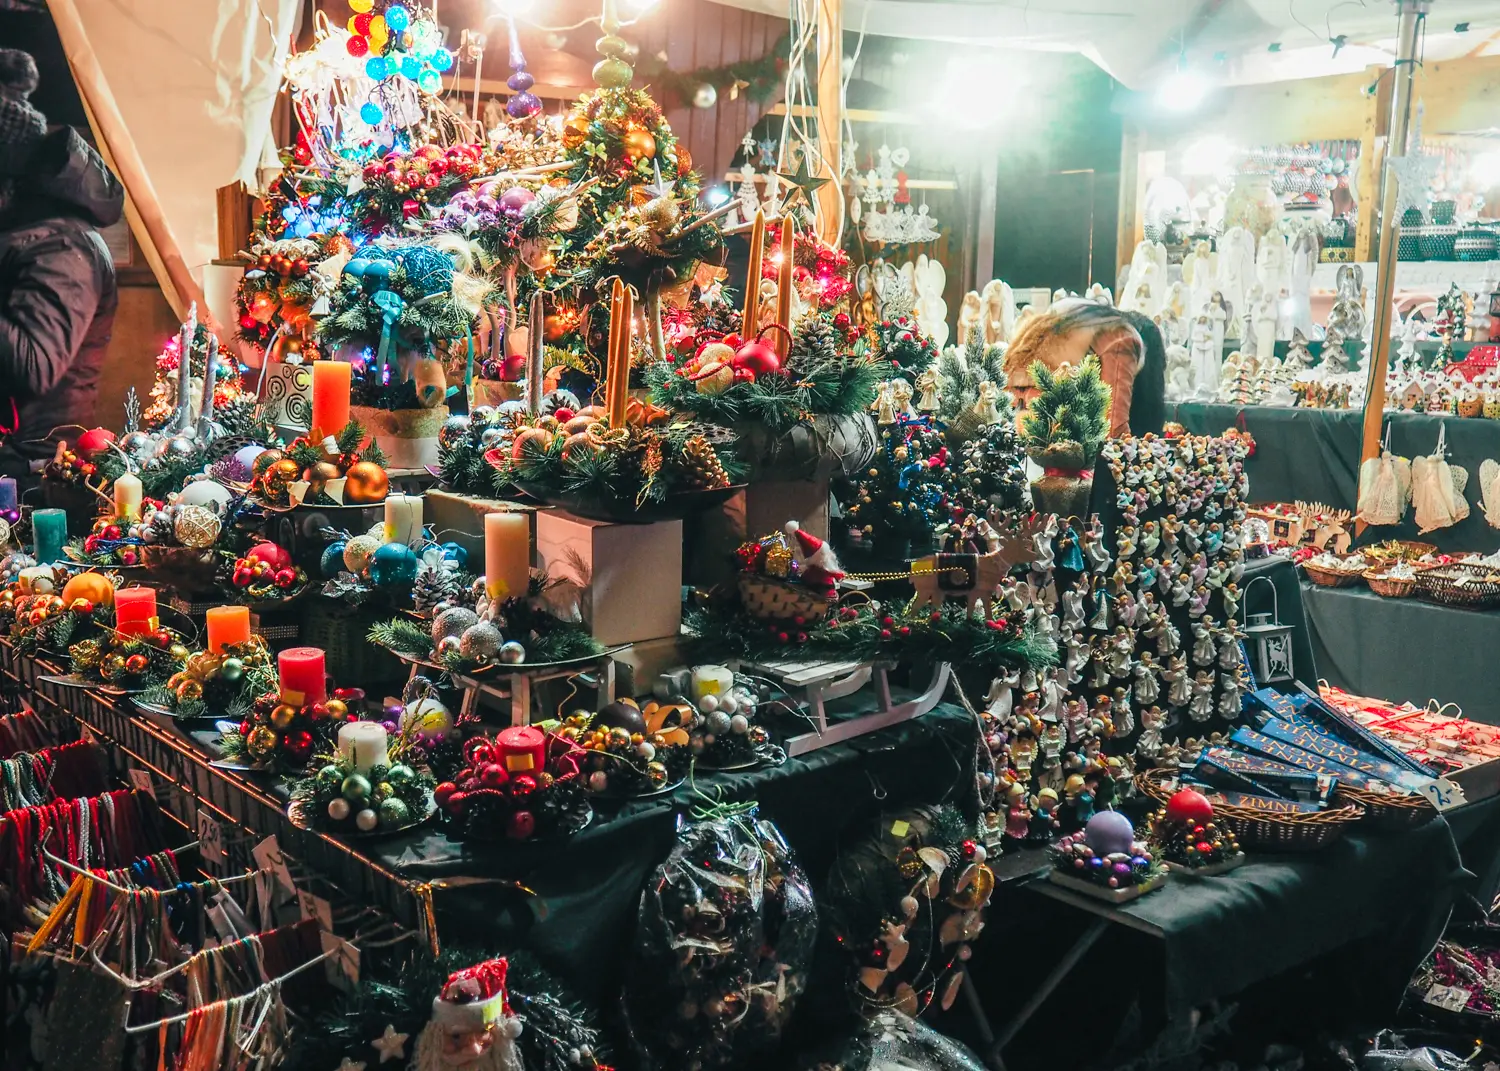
484 511 530 602
383 494 424 549
337 721 389 774
691 665 734 702
17 566 55 595
113 471 142 520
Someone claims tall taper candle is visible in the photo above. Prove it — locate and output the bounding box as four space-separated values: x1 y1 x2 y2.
175 303 197 433
741 209 765 335
31 508 66 563
775 215 794 360
526 290 545 415
196 334 219 435
605 278 629 428
113 471 142 520
484 510 530 602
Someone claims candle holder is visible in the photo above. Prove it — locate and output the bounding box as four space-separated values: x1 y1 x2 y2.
53 604 197 696
561 698 695 798
288 717 437 836
132 636 277 722
217 683 367 773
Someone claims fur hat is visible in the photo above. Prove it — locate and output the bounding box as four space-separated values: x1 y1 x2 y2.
0 50 39 101
0 50 46 154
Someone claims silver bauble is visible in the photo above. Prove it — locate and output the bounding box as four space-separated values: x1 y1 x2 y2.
707 710 732 735
458 621 504 663
470 405 497 426
540 389 581 416
158 435 197 460
692 82 717 109
479 427 508 450
436 634 463 659
119 431 153 457
431 606 479 645
438 415 471 451
498 640 526 664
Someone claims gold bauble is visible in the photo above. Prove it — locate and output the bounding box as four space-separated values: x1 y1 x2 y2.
175 679 204 701
640 196 679 233
247 725 279 759
342 461 389 504
622 128 656 160
324 698 349 721
100 653 127 680
168 644 190 662
304 461 340 493
561 113 590 149
252 449 286 478
270 703 298 730
174 505 222 548
592 55 633 90
266 458 301 491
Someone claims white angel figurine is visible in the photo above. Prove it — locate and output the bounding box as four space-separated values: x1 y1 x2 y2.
914 368 941 412
871 382 896 424
889 378 916 419
972 381 1002 425
1189 317 1219 399
956 290 982 347
1188 673 1216 722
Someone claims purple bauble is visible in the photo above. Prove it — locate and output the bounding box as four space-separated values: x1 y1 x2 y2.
234 444 266 476
499 187 535 214
475 195 499 216
507 70 535 92
1084 810 1135 856
507 92 542 119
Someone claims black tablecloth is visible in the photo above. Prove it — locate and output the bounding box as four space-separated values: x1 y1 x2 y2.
1171 403 1500 554
1301 580 1500 724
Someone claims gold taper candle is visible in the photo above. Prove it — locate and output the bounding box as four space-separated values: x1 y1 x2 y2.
606 277 628 427
775 215 794 359
741 208 765 335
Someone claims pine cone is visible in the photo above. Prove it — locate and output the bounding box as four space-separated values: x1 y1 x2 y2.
789 316 841 367
679 435 730 490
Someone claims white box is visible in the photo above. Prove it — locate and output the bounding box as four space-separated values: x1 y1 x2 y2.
425 489 535 568
536 510 682 645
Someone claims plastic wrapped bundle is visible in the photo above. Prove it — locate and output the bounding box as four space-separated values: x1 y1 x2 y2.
796 1010 989 1071
625 807 818 1069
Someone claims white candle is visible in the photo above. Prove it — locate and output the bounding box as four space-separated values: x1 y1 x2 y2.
337 721 389 774
691 665 734 702
484 511 530 602
383 493 424 549
196 334 219 434
17 566 55 595
114 471 142 520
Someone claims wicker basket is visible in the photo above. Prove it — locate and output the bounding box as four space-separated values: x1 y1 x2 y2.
1136 770 1364 851
1362 570 1418 598
140 546 221 596
1416 562 1500 609
1362 540 1438 568
1333 784 1437 831
736 575 832 623
1301 562 1364 587
300 600 406 688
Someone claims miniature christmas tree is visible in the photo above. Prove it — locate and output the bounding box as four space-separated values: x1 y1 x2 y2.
935 330 1007 439
956 416 1031 520
1020 356 1110 469
838 417 958 555
1217 356 1259 405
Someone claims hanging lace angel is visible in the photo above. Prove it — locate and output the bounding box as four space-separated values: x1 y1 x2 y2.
1356 423 1412 527
1411 422 1470 534
1479 459 1500 528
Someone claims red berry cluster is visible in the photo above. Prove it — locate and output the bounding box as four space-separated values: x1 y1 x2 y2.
434 735 581 841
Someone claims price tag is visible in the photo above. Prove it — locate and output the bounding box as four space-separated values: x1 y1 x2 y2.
889 820 910 839
126 767 153 793
252 835 298 899
298 890 332 930
321 932 361 990
1417 776 1468 812
196 810 224 862
1424 983 1472 1012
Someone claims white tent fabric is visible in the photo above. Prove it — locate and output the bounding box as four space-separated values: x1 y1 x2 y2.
51 0 299 285
710 0 1500 88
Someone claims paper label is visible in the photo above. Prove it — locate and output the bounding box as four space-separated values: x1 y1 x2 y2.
127 767 153 793
252 835 298 899
1417 776 1468 811
321 932 361 990
1424 983 1472 1011
299 890 333 930
890 820 910 838
196 810 224 862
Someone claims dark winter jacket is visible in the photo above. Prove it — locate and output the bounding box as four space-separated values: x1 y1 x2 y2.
0 127 123 483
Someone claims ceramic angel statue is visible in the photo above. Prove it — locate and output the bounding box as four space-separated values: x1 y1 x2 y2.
1133 651 1161 706
1086 282 1113 305
1191 620 1216 666
1189 316 1220 399
1060 584 1087 631
1184 240 1216 317
889 378 916 419
1256 232 1288 297
1216 226 1256 334
1105 627 1135 678
871 381 897 424
972 380 1003 425
1166 343 1194 400
1087 640 1113 689
1064 630 1089 685
1218 673 1244 719
1112 686 1135 735
1081 515 1112 574
956 290 982 347
1288 225 1319 336
914 367 941 411
1252 288 1278 364
980 279 1016 345
912 254 948 349
1137 705 1166 759
1163 655 1191 707
1217 626 1243 671
1188 671 1216 722
985 665 1021 720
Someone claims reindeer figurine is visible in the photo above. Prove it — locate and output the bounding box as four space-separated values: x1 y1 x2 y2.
910 513 1049 613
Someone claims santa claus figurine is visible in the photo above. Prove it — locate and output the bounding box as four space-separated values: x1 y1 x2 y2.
785 521 845 594
414 957 525 1070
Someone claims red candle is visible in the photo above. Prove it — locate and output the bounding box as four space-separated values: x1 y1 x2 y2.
278 647 327 707
114 587 158 638
496 725 547 774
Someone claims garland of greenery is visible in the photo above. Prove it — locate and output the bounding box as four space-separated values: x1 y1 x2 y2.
285 947 613 1071
639 33 790 106
95 426 272 502
644 355 882 436
11 602 109 655
683 597 1056 671
868 315 940 375
368 596 603 674
138 638 279 721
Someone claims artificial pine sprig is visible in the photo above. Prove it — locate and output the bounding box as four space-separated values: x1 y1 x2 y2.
1020 355 1111 463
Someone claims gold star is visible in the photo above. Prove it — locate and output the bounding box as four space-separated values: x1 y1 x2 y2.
775 152 830 209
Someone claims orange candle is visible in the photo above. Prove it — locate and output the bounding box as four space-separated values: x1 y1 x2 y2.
115 587 158 638
741 209 765 335
775 215 794 359
310 360 352 441
205 605 251 653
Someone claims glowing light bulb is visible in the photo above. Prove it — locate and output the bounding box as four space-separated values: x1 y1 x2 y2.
1156 67 1210 113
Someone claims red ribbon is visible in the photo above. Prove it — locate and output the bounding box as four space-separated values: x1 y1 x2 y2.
1041 467 1093 479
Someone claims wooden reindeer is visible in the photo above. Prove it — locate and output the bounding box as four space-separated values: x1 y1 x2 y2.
910 513 1049 613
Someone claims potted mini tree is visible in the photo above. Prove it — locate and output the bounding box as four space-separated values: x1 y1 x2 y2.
1021 355 1110 518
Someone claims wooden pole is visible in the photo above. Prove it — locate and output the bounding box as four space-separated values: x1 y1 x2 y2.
1356 0 1427 535
814 0 843 246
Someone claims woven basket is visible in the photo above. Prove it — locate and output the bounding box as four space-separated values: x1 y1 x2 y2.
1136 770 1364 851
1362 540 1438 568
1416 562 1500 609
736 575 832 623
1301 562 1364 588
1333 784 1437 831
140 546 221 596
300 600 406 688
1363 570 1417 598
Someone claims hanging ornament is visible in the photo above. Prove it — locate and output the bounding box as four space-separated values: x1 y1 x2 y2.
692 82 717 109
505 21 542 119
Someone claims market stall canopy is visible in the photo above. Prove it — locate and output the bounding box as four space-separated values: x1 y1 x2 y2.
706 0 1500 89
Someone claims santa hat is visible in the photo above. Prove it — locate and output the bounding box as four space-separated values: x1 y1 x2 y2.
431 958 522 1037
784 521 844 589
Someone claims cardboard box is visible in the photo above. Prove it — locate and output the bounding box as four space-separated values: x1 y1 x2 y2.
536 510 682 645
425 489 536 568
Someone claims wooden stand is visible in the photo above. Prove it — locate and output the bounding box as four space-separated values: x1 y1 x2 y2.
739 658 950 756
403 652 620 726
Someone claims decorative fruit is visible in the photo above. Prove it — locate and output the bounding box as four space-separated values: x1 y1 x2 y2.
61 572 114 609
246 542 293 571
342 461 389 503
1165 788 1215 824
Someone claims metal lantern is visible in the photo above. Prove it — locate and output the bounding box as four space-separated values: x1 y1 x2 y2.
1242 576 1294 684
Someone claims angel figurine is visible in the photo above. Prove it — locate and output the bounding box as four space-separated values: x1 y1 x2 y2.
1082 515 1112 573
1105 626 1135 678
1221 582 1242 620
1115 525 1137 562
1088 579 1112 630
1188 552 1208 587
1111 686 1135 735
1170 573 1193 608
1191 620 1216 667
914 368 941 412
1039 668 1065 725
1060 585 1087 631
1064 631 1090 685
1137 705 1166 760
1188 586 1211 618
1188 671 1216 722
1133 652 1161 707
871 382 897 424
1218 621 1245 670
1087 639 1112 689
972 381 1002 425
1163 655 1191 707
1151 612 1182 657
985 665 1021 720
890 378 917 419
1140 520 1162 557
